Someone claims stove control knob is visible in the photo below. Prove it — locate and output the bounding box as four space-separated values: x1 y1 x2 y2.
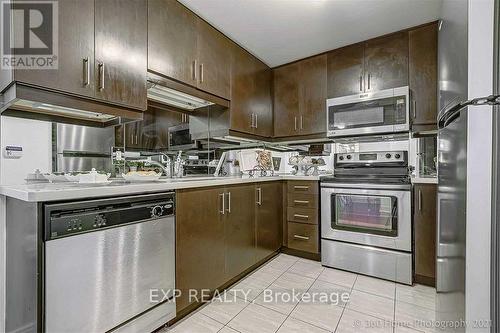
346 155 352 160
395 153 401 159
339 156 344 161
385 153 392 159
151 205 164 218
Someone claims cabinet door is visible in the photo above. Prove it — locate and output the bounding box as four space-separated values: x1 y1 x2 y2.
230 45 256 134
15 0 95 98
327 43 364 98
95 0 147 110
253 58 273 137
409 23 438 127
148 0 197 86
299 54 327 135
197 19 231 99
273 63 299 137
224 185 256 279
414 184 437 285
255 182 283 262
364 32 408 92
176 187 226 312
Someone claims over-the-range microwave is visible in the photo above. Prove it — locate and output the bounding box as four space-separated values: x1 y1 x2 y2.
326 86 410 138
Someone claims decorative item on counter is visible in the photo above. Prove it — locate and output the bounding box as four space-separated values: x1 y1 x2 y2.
25 169 48 183
288 155 326 176
272 157 282 171
240 149 274 177
122 171 162 182
78 168 111 184
44 172 70 183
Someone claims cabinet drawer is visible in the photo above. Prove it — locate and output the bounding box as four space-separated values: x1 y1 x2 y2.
287 181 318 195
287 193 317 209
287 222 318 253
287 207 318 225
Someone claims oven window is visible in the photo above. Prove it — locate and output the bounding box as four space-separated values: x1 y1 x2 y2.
328 96 407 131
331 194 398 237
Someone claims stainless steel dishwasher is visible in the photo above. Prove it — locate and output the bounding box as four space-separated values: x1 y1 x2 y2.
43 193 176 333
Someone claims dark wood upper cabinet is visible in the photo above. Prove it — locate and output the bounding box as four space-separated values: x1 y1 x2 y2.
15 0 95 98
273 63 300 137
197 20 231 99
327 43 364 98
255 182 283 262
230 45 272 137
95 0 147 110
414 183 437 286
273 56 326 137
176 187 226 312
409 23 438 128
148 0 198 86
299 54 327 135
364 32 408 92
224 184 256 280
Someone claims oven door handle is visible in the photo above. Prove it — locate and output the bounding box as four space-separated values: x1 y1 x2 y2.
330 193 337 227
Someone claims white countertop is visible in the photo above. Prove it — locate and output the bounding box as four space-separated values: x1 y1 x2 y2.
0 174 326 202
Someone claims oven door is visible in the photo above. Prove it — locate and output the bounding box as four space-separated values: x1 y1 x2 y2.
321 183 411 251
326 86 409 137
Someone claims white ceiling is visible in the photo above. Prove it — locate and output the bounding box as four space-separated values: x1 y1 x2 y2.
178 0 443 67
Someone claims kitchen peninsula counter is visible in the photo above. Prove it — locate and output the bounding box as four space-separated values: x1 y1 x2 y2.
0 174 326 202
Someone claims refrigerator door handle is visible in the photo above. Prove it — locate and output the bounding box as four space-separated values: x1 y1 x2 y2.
438 94 500 129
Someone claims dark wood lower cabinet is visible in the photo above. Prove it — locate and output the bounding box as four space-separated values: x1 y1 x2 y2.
176 187 226 312
255 182 283 262
414 183 437 286
176 182 282 313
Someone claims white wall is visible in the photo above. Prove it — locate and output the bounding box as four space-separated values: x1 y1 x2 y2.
466 0 494 331
0 116 52 185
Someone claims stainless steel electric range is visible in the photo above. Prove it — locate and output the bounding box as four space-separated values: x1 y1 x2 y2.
320 150 412 284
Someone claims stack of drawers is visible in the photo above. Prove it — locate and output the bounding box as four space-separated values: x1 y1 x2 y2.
286 181 319 254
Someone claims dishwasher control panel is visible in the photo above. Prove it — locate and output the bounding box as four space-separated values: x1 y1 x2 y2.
45 193 175 240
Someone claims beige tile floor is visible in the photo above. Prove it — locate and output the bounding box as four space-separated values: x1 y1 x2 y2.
163 254 437 333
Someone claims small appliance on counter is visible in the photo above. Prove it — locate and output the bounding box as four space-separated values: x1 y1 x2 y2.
320 150 412 284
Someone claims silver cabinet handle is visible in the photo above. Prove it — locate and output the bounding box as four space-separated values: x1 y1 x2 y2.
192 60 197 81
199 63 204 83
82 57 90 86
294 200 309 205
226 192 231 213
294 214 309 219
293 235 309 240
418 189 422 212
359 75 363 91
250 113 255 128
367 73 371 90
413 99 417 119
97 62 105 91
255 114 258 128
135 134 138 145
219 193 225 215
294 185 309 190
300 116 303 130
256 187 262 206
294 117 297 131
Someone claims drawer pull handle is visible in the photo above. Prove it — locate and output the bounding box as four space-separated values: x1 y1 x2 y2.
294 186 309 190
294 200 309 204
294 214 309 219
293 235 309 240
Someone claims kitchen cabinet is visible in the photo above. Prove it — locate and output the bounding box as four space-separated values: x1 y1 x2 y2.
148 0 198 86
327 32 408 98
94 0 147 110
230 46 272 137
327 43 365 98
15 0 95 98
176 181 282 313
224 184 256 279
409 23 438 129
147 0 230 99
364 32 408 92
176 187 227 312
255 182 283 262
14 0 148 111
273 54 326 137
414 183 437 286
